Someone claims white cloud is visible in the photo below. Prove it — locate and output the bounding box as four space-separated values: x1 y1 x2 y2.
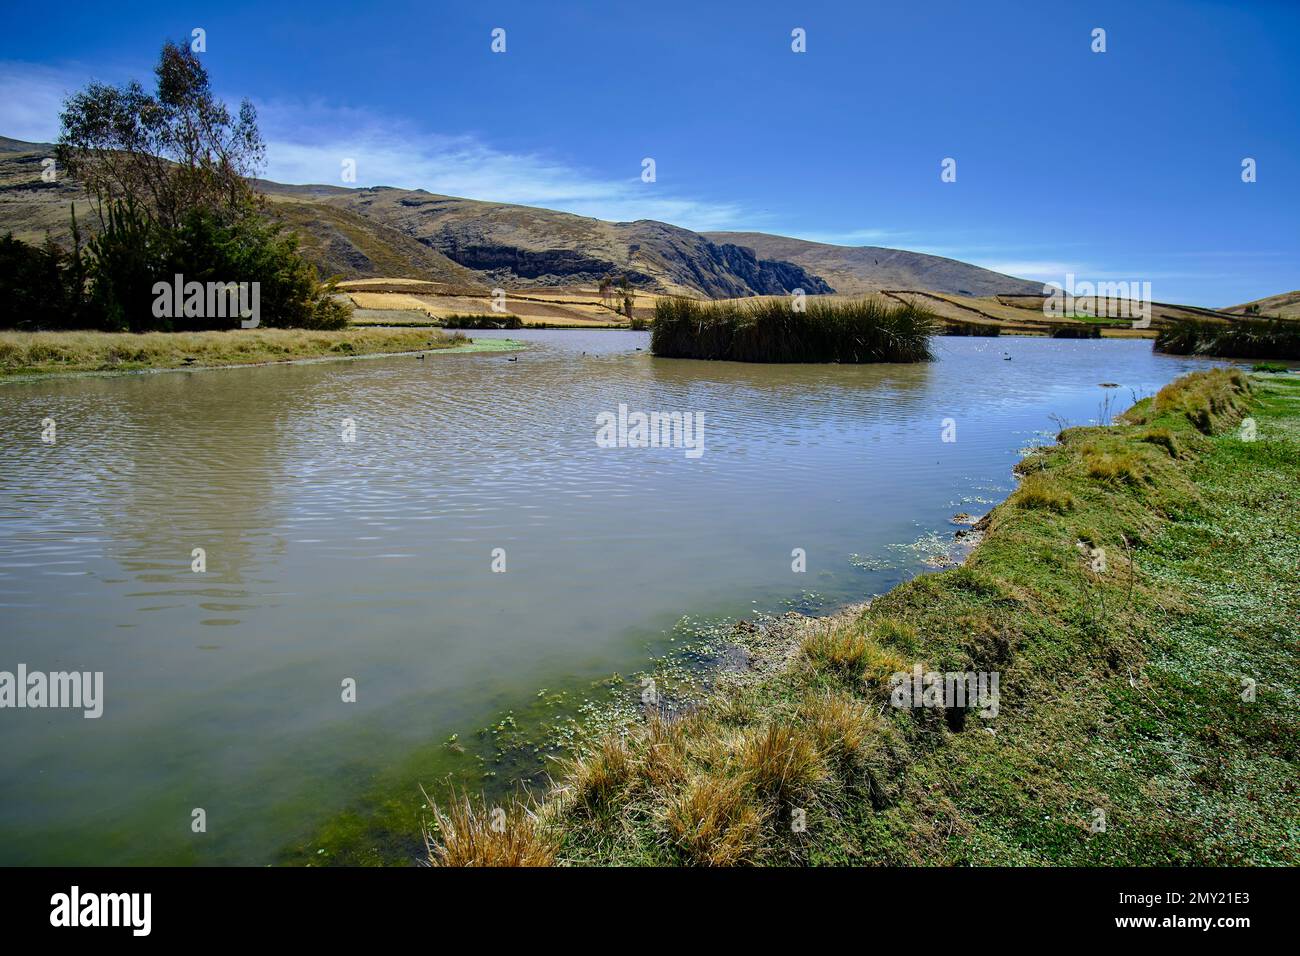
0 63 751 230
254 100 750 228
789 227 911 246
974 260 1083 282
0 62 77 142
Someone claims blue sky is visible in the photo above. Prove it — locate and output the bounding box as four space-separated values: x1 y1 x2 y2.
1 0 1296 306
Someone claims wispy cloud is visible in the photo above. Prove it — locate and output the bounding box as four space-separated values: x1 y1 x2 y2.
0 62 79 142
788 227 912 246
974 260 1083 282
0 62 752 229
254 99 749 228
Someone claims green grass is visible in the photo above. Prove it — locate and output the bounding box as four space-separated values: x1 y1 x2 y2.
423 367 1300 866
0 327 487 377
650 296 937 363
1156 317 1300 358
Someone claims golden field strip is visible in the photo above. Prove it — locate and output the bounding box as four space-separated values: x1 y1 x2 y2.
337 279 1245 336
0 327 517 378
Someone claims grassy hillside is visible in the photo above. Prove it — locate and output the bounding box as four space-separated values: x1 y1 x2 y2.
0 136 1034 302
424 369 1300 866
1226 290 1300 320
266 196 486 288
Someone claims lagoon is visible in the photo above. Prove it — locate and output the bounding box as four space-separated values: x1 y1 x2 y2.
0 331 1222 864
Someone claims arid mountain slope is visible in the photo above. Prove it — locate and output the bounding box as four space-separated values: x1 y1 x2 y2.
703 231 1045 297
285 185 833 297
1225 290 1300 319
3 133 1041 299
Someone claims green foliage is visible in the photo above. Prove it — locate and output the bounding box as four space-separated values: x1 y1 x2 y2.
0 230 86 330
72 200 351 332
8 42 347 333
651 296 936 363
1155 318 1300 359
57 40 264 227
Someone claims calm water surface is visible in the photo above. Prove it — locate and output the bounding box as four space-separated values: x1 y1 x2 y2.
0 332 1223 863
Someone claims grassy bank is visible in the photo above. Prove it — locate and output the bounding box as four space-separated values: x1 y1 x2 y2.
651 297 936 363
0 327 501 377
426 368 1299 865
1156 317 1300 359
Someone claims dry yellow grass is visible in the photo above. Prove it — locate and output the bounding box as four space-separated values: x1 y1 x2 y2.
557 734 634 812
346 292 436 313
736 723 828 804
344 279 641 326
0 327 477 376
661 774 766 866
798 691 877 765
339 277 441 288
422 788 557 867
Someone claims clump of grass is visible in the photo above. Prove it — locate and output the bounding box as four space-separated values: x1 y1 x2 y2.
1252 362 1288 373
737 723 828 804
637 713 691 791
800 623 873 674
650 296 936 363
558 734 633 813
707 689 757 726
1082 447 1155 486
1137 427 1183 458
800 621 910 690
1011 474 1077 513
871 616 922 654
1155 318 1300 359
1148 367 1251 434
662 774 766 866
799 691 877 766
422 787 557 867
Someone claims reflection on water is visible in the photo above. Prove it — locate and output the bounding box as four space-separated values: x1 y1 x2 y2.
0 332 1222 864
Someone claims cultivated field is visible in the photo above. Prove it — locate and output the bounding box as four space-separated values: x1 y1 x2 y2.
338 279 648 327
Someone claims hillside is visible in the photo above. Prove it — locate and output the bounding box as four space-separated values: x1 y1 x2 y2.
2 135 1035 300
704 231 1046 297
267 183 834 298
1225 290 1300 319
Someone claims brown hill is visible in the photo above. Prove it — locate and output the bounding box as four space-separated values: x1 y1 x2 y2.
1225 291 1300 319
0 135 1099 302
703 231 1045 297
